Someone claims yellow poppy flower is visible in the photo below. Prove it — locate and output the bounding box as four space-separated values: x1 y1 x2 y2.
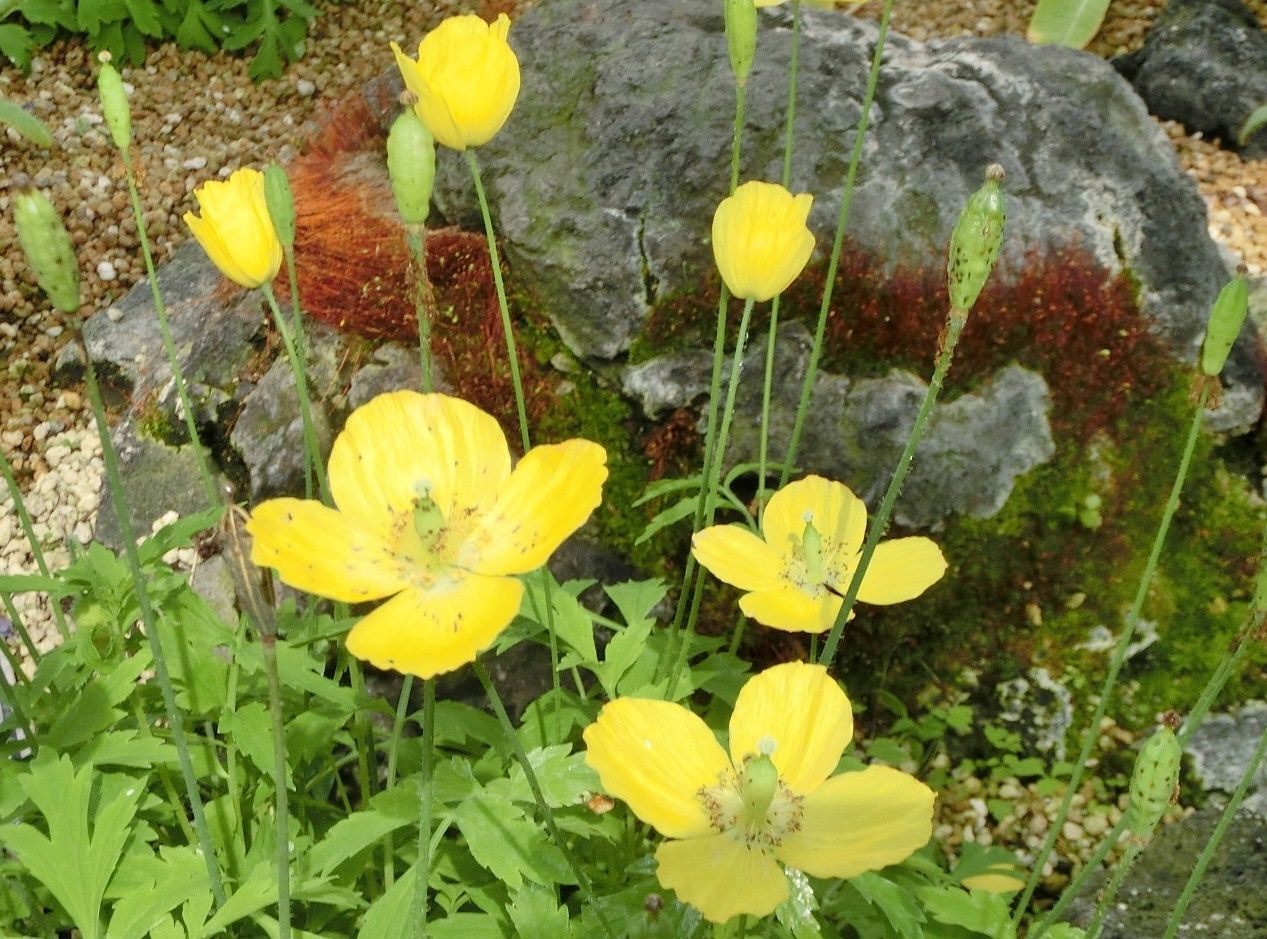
391 14 521 151
712 180 815 302
183 168 282 290
584 661 935 924
246 391 607 679
692 475 947 633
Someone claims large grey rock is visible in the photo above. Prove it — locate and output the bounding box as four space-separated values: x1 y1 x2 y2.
64 242 265 426
1185 701 1267 817
1116 0 1267 158
425 0 1259 426
626 322 1055 527
1065 806 1267 938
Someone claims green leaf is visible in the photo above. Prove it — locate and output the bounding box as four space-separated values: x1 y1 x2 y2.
174 0 221 53
0 572 70 594
1043 926 1087 938
0 755 142 939
45 652 150 750
1240 103 1267 145
775 869 822 939
916 886 1015 939
73 730 175 769
508 885 572 939
0 98 52 146
598 619 654 696
454 790 573 888
248 30 284 81
223 701 278 784
121 0 162 34
200 862 275 935
21 0 78 28
77 0 128 34
633 474 702 507
529 575 597 663
503 746 600 809
850 872 926 939
1026 0 1111 49
310 784 417 876
0 23 34 69
105 846 207 939
605 579 666 629
635 496 696 545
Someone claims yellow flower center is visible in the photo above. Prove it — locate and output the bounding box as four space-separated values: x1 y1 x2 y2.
697 746 804 850
388 480 480 585
783 514 849 597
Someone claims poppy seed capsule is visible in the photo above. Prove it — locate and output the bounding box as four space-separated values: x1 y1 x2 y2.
1200 275 1248 377
387 110 436 227
1125 726 1181 839
14 189 80 313
724 0 758 87
96 58 131 152
263 164 297 250
947 163 1006 315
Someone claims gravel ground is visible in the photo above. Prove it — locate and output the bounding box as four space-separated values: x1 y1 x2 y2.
0 0 1259 878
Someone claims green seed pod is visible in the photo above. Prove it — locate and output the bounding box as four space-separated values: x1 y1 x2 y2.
724 0 758 88
947 163 1006 314
1200 275 1249 377
263 163 297 250
96 55 132 152
386 109 436 228
1125 726 1181 839
14 188 80 313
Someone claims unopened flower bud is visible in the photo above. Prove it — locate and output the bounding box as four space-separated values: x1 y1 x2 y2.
387 110 436 227
1125 725 1181 840
263 164 297 250
947 163 1006 315
725 0 758 88
14 189 80 313
1200 274 1248 377
96 54 132 152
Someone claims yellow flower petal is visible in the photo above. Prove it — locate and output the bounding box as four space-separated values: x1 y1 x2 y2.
962 867 1026 893
247 498 407 603
739 584 842 633
775 766 935 879
712 181 815 302
327 391 511 538
458 439 607 576
583 698 729 839
656 835 788 924
728 662 853 794
344 572 522 678
763 475 866 561
692 524 783 592
849 536 947 605
407 13 521 150
184 168 281 289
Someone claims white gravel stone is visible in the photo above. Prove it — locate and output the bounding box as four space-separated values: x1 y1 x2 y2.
96 260 117 281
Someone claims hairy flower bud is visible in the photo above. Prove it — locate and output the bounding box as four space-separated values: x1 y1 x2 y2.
1200 274 1249 377
387 110 437 227
263 164 297 250
96 53 132 152
947 163 1006 315
1126 725 1181 840
14 189 80 313
724 0 758 87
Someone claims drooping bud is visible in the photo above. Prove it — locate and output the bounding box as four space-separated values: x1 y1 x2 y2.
724 0 758 88
14 189 80 313
1200 274 1249 377
947 163 1006 315
387 109 436 228
1125 723 1181 840
96 52 132 153
263 163 297 250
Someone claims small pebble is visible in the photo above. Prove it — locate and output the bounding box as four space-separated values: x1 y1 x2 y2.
96 260 117 281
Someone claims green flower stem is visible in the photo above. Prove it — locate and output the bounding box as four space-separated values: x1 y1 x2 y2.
1086 840 1140 939
2 592 41 664
472 660 615 939
412 679 436 939
1162 715 1267 939
525 575 564 737
657 75 747 686
347 656 375 811
464 150 530 453
0 636 35 743
261 284 328 504
1029 815 1128 939
74 324 227 908
260 628 292 939
667 297 758 699
123 170 219 506
0 448 69 640
1012 382 1212 926
818 312 966 667
779 0 894 489
406 229 436 394
280 242 314 500
383 674 415 888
